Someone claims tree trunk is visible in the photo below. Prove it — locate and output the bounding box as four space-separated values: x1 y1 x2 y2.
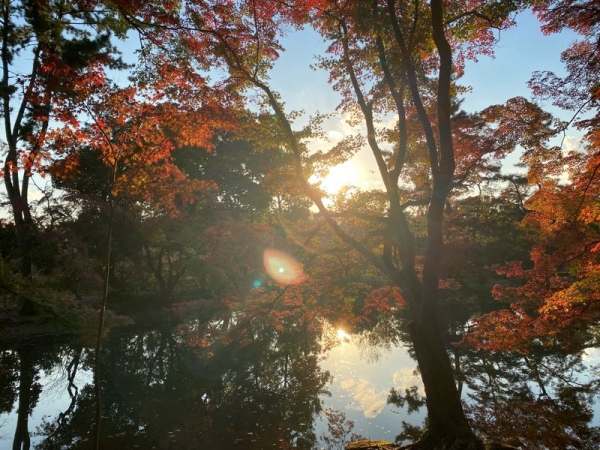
94 198 115 450
410 320 480 448
399 1 483 447
16 214 32 278
3 167 35 280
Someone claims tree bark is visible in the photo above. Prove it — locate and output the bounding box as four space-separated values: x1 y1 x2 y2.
400 1 482 447
211 2 483 446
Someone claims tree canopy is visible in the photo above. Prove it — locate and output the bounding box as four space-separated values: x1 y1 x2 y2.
1 1 600 449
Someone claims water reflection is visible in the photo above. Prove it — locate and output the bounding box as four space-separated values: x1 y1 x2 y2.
319 322 425 443
12 348 37 450
458 347 600 449
0 318 599 449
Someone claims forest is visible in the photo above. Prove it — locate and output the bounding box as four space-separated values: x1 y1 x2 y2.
0 0 599 449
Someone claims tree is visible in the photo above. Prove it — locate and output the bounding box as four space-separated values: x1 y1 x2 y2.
163 0 523 447
0 0 195 277
442 190 533 311
529 0 600 128
0 0 131 276
457 344 600 448
462 1 600 355
461 149 600 354
48 68 232 445
176 139 277 219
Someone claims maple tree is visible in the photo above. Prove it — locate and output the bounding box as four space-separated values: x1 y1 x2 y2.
50 82 213 300
461 148 600 354
0 0 196 277
156 0 526 448
461 1 600 355
529 0 600 122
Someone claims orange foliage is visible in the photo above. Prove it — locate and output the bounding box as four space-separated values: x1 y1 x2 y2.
50 79 233 215
362 286 405 317
463 147 600 353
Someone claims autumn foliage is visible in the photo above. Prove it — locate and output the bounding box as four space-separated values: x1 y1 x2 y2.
2 1 600 449
461 0 600 355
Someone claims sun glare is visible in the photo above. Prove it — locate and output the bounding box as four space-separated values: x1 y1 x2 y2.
319 161 359 195
337 329 351 342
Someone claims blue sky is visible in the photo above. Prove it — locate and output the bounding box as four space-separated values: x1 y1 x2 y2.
270 9 578 118
460 10 577 115
265 9 581 190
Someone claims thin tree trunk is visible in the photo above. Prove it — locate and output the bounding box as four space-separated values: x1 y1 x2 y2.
94 198 115 450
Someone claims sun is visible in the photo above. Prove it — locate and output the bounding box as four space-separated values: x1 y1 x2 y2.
318 161 359 195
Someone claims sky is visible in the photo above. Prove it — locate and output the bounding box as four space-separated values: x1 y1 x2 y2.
269 9 578 120
266 9 581 192
460 10 577 113
1 7 584 205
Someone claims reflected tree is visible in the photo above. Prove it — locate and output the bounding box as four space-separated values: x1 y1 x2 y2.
457 347 600 449
387 384 427 445
34 317 331 449
0 350 19 416
13 348 40 450
320 408 365 450
0 345 62 450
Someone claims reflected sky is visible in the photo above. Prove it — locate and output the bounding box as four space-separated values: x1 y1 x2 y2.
316 323 425 441
1 324 599 449
0 350 94 448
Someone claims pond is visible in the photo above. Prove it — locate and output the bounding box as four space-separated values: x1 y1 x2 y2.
1 317 599 449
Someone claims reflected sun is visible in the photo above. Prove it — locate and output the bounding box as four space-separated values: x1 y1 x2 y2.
337 329 351 342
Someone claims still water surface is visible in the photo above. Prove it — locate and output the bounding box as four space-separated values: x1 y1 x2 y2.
1 319 599 449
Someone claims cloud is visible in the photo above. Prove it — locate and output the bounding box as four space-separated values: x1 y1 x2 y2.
374 113 398 130
582 347 600 362
339 378 389 418
327 129 344 141
562 135 582 156
338 111 365 137
392 368 425 397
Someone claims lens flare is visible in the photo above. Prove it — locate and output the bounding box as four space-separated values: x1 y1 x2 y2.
263 247 307 285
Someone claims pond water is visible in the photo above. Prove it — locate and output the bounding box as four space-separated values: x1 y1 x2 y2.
1 318 599 449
